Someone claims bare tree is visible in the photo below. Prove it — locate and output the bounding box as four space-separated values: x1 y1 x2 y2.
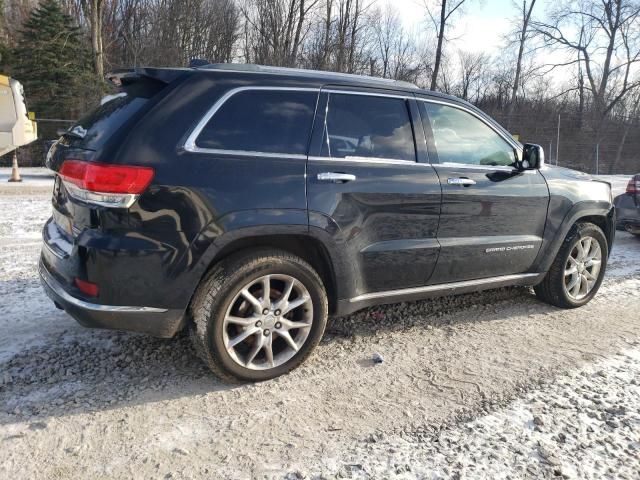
370 4 420 81
423 0 468 90
456 50 489 101
240 0 319 66
534 0 640 138
507 0 537 123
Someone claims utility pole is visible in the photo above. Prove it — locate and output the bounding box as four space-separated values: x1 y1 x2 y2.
555 113 560 165
595 143 599 175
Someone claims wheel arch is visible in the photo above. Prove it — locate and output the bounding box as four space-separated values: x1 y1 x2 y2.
533 200 615 274
189 233 342 316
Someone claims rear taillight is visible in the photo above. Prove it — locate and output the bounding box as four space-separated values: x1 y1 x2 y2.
59 160 154 208
627 176 640 194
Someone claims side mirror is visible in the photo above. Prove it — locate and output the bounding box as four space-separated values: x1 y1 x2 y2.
522 143 545 169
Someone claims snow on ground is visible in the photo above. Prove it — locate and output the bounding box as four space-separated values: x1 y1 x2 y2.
0 175 639 479
301 347 640 479
0 167 54 188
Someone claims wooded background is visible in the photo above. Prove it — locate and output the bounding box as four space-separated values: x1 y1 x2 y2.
1 0 640 174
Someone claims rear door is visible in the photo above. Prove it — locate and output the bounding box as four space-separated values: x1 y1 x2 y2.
418 99 549 283
306 87 442 297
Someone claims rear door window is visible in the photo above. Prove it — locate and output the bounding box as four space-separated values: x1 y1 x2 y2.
321 93 416 161
195 89 318 155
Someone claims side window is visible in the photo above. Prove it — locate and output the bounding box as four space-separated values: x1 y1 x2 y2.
321 93 416 161
196 90 317 155
423 103 515 167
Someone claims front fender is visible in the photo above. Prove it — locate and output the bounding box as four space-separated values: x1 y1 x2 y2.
531 201 615 274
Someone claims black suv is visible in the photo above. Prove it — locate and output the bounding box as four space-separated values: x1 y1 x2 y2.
41 64 615 381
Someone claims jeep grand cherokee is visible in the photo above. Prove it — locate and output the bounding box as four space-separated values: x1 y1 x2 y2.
40 64 615 381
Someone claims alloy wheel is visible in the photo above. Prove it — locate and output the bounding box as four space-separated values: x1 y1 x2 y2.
222 274 313 370
563 235 602 301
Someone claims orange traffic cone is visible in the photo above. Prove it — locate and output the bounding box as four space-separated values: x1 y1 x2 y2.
8 151 21 182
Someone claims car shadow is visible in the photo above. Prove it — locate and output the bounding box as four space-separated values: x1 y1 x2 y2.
0 278 557 425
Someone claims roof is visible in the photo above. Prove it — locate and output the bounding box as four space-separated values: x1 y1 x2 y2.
198 63 420 90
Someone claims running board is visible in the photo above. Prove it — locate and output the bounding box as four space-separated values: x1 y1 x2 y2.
336 273 544 316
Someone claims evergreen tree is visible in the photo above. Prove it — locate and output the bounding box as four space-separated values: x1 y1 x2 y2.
12 0 96 119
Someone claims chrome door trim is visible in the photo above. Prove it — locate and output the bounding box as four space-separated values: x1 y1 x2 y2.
39 261 168 313
183 86 321 155
347 273 540 303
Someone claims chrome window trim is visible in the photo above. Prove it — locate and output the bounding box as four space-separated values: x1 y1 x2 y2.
348 273 540 303
435 162 536 174
438 162 513 171
183 86 321 156
308 155 431 166
39 261 168 313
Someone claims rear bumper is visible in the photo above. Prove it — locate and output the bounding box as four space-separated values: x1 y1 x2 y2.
39 259 185 338
614 194 639 231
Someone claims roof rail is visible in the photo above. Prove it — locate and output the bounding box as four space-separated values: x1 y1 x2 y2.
199 63 419 89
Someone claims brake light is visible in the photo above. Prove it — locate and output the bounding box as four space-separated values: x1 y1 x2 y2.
59 160 154 208
74 278 99 297
627 176 640 194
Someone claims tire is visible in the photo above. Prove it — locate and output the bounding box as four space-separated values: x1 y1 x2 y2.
190 249 328 382
534 222 608 308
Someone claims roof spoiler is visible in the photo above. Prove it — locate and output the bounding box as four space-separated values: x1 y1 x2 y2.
106 67 190 88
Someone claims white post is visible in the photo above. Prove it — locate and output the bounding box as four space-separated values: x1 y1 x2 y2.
556 114 560 166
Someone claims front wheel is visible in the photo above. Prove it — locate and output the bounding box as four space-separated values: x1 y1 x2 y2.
190 249 328 382
534 222 608 308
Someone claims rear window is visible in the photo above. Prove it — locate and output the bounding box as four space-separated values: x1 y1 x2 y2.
66 77 166 150
195 89 318 155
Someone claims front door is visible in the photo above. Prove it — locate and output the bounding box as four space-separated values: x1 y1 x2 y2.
306 88 442 298
418 100 549 283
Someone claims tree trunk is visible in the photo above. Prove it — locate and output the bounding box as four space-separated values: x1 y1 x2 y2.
84 0 104 83
430 0 446 91
507 0 536 128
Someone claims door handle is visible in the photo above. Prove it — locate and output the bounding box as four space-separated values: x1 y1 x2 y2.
447 177 476 186
317 172 357 183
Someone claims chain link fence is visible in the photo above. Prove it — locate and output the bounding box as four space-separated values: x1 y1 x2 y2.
488 110 640 175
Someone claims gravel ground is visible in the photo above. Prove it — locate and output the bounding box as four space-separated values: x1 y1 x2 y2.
1 178 639 479
300 347 640 479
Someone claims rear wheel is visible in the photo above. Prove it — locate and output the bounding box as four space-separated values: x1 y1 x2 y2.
534 222 608 308
190 249 328 382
